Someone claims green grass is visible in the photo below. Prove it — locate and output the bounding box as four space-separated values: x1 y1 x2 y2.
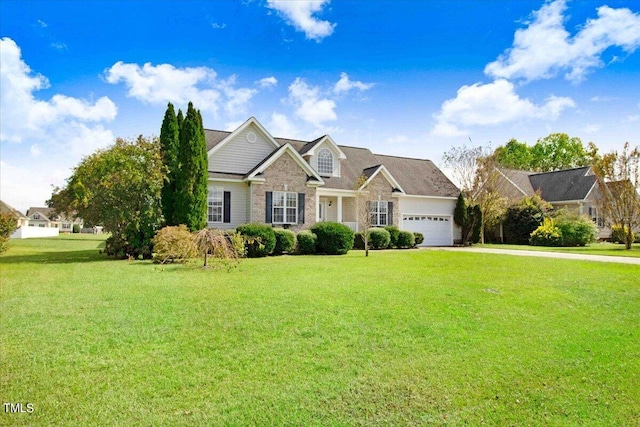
478 242 640 258
1 236 639 426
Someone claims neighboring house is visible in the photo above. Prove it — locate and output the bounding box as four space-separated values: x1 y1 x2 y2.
0 200 29 228
205 117 460 246
493 166 608 238
25 207 83 232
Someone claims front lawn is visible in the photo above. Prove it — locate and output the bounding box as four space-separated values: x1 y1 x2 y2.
1 237 639 426
478 242 640 258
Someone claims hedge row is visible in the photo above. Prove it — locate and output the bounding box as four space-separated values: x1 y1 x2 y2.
353 227 423 250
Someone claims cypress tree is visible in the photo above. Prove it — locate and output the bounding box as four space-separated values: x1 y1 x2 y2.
159 103 180 225
174 102 208 231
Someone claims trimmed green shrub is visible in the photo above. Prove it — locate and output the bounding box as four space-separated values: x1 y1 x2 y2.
72 223 81 233
295 230 317 254
236 223 276 258
530 218 563 247
368 227 391 249
310 221 354 255
611 225 635 245
384 225 400 248
151 225 198 263
396 230 415 248
555 214 598 246
413 232 424 246
273 228 296 255
353 232 365 250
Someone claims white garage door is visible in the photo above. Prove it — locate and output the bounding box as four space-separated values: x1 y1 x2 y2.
402 215 453 246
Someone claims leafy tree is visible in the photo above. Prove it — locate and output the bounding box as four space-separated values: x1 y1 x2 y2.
531 133 590 172
160 103 181 226
493 134 591 172
0 213 18 254
503 194 551 245
493 138 532 171
471 204 482 244
443 144 508 243
442 143 492 195
454 193 480 245
50 136 165 259
355 174 373 256
174 102 208 231
592 142 640 250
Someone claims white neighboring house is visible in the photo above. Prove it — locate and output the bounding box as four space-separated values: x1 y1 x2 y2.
204 117 461 246
26 207 83 233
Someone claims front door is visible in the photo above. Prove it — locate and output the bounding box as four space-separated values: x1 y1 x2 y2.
319 201 327 222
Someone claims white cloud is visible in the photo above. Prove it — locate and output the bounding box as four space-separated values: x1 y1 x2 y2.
105 61 221 113
269 112 301 138
258 76 278 88
212 22 226 29
105 61 261 117
432 79 575 136
0 37 116 143
485 0 640 82
0 37 116 211
287 77 337 128
266 0 336 41
333 72 374 95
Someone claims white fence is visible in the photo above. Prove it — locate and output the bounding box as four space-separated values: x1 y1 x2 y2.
11 227 59 239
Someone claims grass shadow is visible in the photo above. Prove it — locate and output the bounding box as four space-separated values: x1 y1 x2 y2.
0 249 109 265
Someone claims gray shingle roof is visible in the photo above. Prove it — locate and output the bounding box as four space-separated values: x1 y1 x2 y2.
204 129 459 198
528 167 596 202
374 154 460 197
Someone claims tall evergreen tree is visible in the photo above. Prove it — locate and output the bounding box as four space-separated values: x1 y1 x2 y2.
174 102 208 231
159 103 180 225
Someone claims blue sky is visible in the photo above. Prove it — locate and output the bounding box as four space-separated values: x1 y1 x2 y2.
1 0 639 211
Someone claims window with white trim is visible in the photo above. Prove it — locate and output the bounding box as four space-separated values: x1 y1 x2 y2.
317 148 333 175
370 201 388 226
208 189 223 223
273 191 297 224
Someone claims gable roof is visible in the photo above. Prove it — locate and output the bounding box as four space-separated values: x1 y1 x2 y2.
245 143 324 185
528 167 596 202
0 200 27 220
205 118 460 198
207 117 280 155
359 164 405 194
374 154 459 198
299 135 347 160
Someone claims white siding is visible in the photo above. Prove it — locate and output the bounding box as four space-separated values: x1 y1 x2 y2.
208 181 249 230
398 196 461 241
209 123 278 174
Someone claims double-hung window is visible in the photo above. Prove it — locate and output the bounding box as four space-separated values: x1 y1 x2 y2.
208 190 223 223
370 201 388 226
273 191 297 224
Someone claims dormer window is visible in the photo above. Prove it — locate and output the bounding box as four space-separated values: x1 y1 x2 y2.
317 148 333 175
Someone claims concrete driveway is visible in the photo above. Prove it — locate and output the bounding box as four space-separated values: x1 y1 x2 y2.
427 246 640 265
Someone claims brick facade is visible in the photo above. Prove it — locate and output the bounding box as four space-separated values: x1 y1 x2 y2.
363 173 400 227
251 153 317 232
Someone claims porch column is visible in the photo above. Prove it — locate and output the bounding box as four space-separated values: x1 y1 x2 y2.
316 196 321 222
337 196 343 223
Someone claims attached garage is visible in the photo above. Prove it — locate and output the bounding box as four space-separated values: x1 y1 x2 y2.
402 214 453 246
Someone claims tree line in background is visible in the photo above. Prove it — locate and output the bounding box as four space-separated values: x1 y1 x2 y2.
443 133 640 249
50 102 209 258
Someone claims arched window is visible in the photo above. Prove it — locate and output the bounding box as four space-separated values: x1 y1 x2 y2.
317 149 333 175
